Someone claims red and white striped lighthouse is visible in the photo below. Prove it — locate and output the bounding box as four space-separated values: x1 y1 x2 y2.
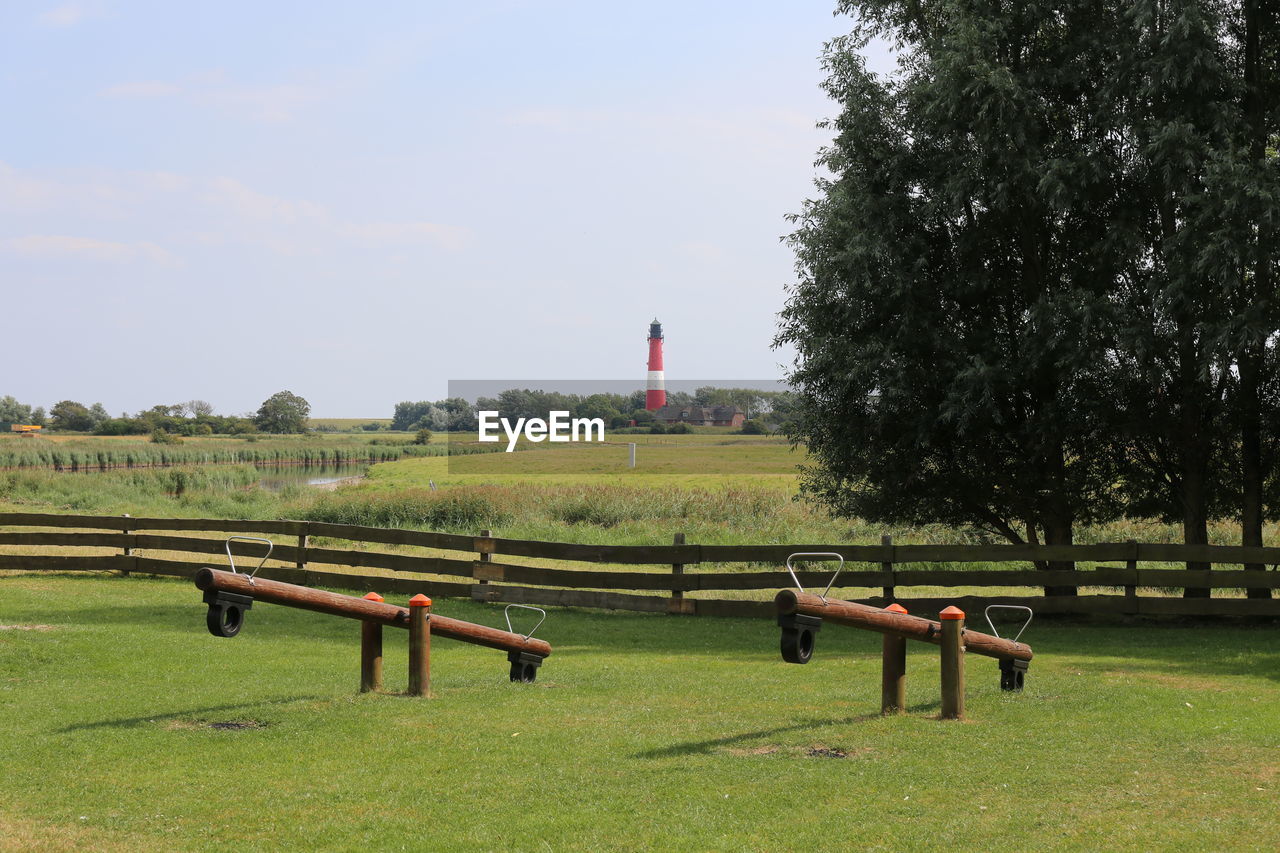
645 318 666 411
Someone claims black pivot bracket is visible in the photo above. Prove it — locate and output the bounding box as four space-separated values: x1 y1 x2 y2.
204 589 253 638
999 657 1028 691
508 650 543 683
778 613 823 664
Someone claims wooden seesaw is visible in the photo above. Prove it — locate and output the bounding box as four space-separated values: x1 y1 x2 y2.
194 537 551 695
775 553 1033 720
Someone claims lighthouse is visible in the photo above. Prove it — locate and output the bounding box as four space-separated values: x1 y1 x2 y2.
645 318 666 411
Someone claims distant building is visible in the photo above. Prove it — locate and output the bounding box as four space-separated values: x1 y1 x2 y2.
652 404 745 428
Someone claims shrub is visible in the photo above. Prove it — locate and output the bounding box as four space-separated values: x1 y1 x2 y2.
414 428 433 445
149 429 182 445
297 489 512 531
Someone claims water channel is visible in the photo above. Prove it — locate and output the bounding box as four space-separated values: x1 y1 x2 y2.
254 462 369 492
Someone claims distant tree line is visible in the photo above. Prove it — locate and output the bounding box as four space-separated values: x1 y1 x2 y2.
391 387 798 434
1 392 312 436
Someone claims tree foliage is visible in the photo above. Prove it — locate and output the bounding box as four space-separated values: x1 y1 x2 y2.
780 1 1280 590
254 391 311 434
49 400 105 432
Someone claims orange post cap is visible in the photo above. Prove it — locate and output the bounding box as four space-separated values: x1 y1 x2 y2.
363 592 384 602
884 603 908 614
939 605 965 620
409 594 432 607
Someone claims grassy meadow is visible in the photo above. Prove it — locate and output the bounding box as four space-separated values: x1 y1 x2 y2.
2 430 1276 552
0 574 1277 851
2 431 1278 850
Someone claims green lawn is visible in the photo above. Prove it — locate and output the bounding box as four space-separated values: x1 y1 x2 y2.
2 573 1276 851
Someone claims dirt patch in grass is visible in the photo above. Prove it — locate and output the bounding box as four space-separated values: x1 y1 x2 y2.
721 744 875 759
0 624 56 631
164 719 269 731
806 745 851 759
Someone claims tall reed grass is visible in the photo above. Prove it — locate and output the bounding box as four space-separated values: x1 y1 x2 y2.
0 437 428 470
0 465 289 517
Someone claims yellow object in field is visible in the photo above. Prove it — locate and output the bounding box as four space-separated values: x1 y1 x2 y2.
11 424 42 434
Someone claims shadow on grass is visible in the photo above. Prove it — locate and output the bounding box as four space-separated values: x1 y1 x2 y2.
633 704 941 759
56 695 327 733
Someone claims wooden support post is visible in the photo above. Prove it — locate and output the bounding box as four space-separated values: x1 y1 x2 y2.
408 594 431 698
671 532 685 610
1124 538 1138 613
881 602 908 715
296 533 308 572
477 529 491 585
880 533 893 601
939 606 965 720
360 592 384 693
120 514 132 576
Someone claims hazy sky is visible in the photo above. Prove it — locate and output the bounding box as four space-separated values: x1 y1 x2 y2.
2 1 890 417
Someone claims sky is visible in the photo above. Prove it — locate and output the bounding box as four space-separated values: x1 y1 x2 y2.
1 1 892 417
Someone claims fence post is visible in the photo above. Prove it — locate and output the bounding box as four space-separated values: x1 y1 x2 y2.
671 532 686 612
296 532 308 572
360 592 384 693
120 514 132 576
1124 538 1138 614
880 533 894 601
939 606 965 720
881 602 907 715
408 594 431 698
477 529 491 585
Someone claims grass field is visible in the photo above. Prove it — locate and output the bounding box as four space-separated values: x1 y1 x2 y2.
1 573 1276 851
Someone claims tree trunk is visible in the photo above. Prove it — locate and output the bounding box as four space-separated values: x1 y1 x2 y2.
1042 514 1077 597
1180 332 1212 598
1240 1 1271 600
1239 346 1271 598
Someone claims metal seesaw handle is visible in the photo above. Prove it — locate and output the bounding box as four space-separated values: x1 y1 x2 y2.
785 552 846 603
504 604 546 641
225 536 274 584
984 604 1033 643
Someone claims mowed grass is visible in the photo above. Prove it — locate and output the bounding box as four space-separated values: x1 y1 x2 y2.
1 573 1277 851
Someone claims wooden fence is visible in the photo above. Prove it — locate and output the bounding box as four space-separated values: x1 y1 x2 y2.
1 512 1278 618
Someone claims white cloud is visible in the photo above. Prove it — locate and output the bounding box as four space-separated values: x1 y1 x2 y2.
101 81 182 98
339 221 472 251
0 163 470 261
203 177 327 225
38 3 92 28
1 235 178 266
98 71 327 123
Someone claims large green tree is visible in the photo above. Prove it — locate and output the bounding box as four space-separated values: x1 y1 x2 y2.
0 396 35 423
49 400 100 432
255 391 311 434
1225 0 1280 597
779 1 1141 588
784 1 1280 597
1101 1 1280 596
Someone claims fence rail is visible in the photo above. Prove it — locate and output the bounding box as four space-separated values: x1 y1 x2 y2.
2 512 1277 618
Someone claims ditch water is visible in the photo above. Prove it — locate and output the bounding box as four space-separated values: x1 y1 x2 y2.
255 463 369 492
